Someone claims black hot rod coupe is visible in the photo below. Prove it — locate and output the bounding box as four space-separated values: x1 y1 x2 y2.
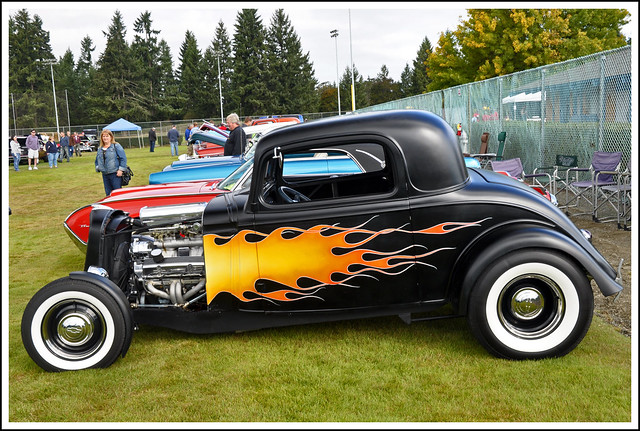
22 110 623 371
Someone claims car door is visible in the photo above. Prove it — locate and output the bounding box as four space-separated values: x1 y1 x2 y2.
245 137 419 312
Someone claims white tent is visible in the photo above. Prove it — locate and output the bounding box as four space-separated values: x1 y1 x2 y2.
102 118 143 148
501 91 542 104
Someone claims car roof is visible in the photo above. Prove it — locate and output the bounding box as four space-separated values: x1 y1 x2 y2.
254 110 468 192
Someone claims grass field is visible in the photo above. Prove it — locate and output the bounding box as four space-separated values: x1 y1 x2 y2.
4 144 633 424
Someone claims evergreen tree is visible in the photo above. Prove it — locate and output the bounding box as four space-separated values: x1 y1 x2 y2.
264 9 318 114
412 36 432 94
367 65 399 106
230 9 270 116
339 66 367 111
88 10 144 122
8 9 55 129
74 36 95 125
398 63 414 98
177 30 203 118
55 49 77 131
155 39 181 120
131 11 161 120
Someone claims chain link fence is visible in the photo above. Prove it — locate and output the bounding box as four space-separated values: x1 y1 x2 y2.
356 46 632 175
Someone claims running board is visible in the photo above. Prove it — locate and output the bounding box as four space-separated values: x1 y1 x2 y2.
398 312 462 325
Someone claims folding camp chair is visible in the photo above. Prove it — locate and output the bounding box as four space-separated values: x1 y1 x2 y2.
595 159 631 229
495 132 506 161
532 154 579 196
564 151 622 218
470 132 494 168
490 157 552 188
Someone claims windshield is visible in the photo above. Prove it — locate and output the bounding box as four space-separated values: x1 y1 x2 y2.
218 158 254 191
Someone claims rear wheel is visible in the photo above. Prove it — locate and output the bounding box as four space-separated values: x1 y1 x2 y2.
21 277 130 371
467 249 593 359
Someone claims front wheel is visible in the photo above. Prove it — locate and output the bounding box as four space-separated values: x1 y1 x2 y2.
467 249 593 359
21 277 130 371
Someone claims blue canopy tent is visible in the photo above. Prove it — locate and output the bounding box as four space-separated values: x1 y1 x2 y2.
101 118 143 148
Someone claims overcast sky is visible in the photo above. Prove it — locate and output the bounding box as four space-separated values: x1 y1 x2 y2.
4 2 474 84
3 2 636 84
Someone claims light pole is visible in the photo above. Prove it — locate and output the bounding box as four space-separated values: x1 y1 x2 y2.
65 89 71 132
40 58 60 136
349 10 356 112
330 29 341 116
214 51 224 124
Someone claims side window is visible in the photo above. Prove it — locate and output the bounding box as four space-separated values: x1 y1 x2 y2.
260 141 394 205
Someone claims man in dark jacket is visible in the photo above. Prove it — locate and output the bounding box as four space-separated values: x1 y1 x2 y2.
168 125 180 157
149 127 157 152
223 113 246 156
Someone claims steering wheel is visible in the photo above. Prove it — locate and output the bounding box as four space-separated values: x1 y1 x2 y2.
278 186 310 203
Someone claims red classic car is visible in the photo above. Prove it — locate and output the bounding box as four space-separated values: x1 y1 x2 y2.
64 180 225 249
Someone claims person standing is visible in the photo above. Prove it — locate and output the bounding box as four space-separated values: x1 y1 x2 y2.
25 129 40 170
10 135 22 171
223 113 247 156
149 127 157 152
184 124 192 143
45 136 59 168
168 124 180 157
59 131 70 162
95 129 127 196
243 116 253 127
77 132 85 157
70 132 81 157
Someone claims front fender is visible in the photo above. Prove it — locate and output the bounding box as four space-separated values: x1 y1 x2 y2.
69 271 134 358
455 226 623 315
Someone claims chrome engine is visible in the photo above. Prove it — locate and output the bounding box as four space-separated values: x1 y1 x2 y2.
128 203 208 308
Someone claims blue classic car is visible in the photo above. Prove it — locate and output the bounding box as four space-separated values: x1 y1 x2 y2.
22 110 620 371
151 136 482 185
149 123 294 184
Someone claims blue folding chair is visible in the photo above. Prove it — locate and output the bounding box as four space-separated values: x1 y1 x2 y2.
564 151 622 218
595 159 631 229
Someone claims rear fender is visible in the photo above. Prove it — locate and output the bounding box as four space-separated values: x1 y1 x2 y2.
454 226 623 315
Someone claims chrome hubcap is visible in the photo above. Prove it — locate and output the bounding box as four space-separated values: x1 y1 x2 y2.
498 275 565 339
56 312 95 347
510 288 544 320
42 299 106 360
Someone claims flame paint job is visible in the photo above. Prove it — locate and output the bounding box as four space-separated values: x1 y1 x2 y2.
203 218 488 304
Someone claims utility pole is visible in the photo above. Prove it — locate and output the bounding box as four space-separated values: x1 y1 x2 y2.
349 10 356 112
330 29 341 116
214 51 224 124
40 58 60 136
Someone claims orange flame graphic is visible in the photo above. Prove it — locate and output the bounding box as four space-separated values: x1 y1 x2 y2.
203 217 489 304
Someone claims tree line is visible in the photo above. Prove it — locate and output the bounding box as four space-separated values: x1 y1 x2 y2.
8 8 630 131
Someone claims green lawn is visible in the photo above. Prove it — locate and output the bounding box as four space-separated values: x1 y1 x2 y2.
5 145 633 423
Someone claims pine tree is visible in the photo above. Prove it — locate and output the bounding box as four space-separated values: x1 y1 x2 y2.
412 36 432 94
55 49 77 131
177 30 203 118
368 65 399 106
131 11 161 120
398 63 414 98
74 36 95 124
155 39 181 120
339 66 367 111
230 9 270 116
264 9 318 114
8 9 55 129
88 11 144 122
